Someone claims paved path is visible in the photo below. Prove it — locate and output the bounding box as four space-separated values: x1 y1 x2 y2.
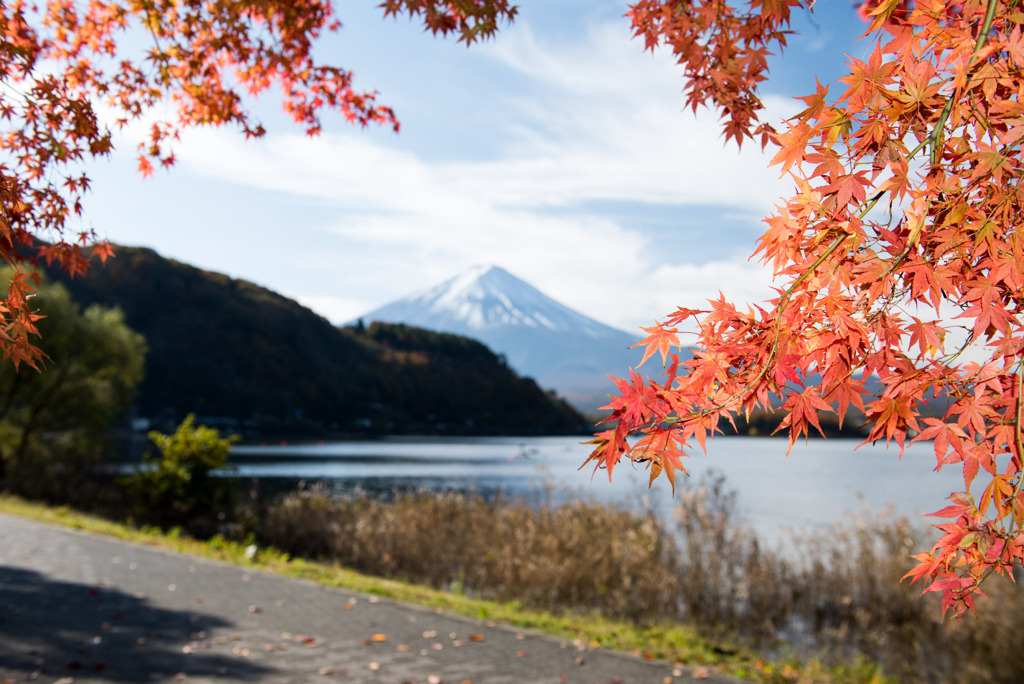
0 513 741 684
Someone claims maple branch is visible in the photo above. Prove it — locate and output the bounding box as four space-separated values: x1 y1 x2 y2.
666 180 901 430
942 364 1024 609
686 232 851 422
939 325 977 366
929 99 954 168
973 0 1001 56
1006 361 1024 539
662 117 994 441
886 4 1006 278
928 0 998 165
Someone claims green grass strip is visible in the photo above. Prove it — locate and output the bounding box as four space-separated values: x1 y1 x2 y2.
0 494 892 684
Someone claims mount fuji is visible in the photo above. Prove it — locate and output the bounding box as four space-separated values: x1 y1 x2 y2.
353 265 643 413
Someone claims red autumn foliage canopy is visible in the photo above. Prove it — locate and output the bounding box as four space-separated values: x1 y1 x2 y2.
587 0 1024 618
0 0 515 367
3 0 1022 618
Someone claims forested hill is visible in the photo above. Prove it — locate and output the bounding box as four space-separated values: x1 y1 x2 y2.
43 246 587 437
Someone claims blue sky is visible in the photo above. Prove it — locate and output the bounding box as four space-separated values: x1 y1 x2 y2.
76 0 871 334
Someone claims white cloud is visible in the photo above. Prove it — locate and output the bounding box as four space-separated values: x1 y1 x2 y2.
114 14 797 331
610 260 779 332
295 295 375 325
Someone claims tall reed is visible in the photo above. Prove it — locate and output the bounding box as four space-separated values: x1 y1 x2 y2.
258 476 1024 683
263 486 678 621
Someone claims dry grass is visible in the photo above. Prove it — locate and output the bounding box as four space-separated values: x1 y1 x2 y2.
780 512 1024 684
261 487 678 622
669 474 1024 683
259 476 1024 683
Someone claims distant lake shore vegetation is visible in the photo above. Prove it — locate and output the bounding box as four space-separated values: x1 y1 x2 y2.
41 244 587 439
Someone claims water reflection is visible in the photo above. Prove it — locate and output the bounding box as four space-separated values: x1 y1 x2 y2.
228 435 964 543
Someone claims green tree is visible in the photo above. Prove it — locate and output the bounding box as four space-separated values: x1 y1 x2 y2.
0 275 145 488
122 414 238 534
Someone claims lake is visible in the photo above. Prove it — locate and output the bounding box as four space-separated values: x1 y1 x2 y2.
229 435 964 543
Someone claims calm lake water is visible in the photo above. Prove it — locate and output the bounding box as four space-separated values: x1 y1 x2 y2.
229 435 963 543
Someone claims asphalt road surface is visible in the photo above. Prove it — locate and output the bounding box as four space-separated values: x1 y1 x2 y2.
0 513 741 684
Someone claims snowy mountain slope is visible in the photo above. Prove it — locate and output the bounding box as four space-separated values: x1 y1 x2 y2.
354 265 644 413
362 265 624 337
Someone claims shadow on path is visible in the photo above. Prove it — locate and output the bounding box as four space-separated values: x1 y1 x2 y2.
0 565 276 682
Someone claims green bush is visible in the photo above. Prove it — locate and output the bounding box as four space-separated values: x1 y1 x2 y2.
121 414 237 536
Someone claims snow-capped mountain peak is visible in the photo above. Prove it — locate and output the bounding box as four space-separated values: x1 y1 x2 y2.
370 265 622 338
430 265 544 330
353 265 643 412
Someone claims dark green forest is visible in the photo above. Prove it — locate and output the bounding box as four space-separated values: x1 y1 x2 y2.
43 246 586 437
